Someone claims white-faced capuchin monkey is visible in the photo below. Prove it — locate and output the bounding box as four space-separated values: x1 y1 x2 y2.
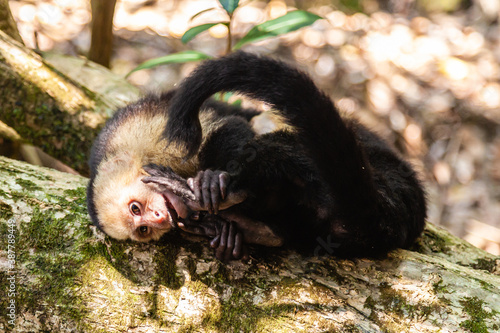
87 52 426 261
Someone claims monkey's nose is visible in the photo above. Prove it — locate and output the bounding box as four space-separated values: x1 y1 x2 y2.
152 210 166 223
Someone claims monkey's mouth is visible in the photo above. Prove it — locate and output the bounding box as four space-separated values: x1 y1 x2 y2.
162 190 191 226
165 198 180 226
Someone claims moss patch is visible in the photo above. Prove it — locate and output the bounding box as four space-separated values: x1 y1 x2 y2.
470 258 498 274
62 187 88 215
154 232 190 289
459 296 498 333
15 178 42 192
201 288 298 332
415 228 450 254
378 282 436 320
0 200 13 220
5 207 89 329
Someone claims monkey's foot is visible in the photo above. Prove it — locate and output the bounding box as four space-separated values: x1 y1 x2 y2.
178 213 248 262
210 220 248 262
187 170 247 214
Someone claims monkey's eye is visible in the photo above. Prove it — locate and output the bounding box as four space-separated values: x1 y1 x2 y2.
138 226 149 235
130 203 141 216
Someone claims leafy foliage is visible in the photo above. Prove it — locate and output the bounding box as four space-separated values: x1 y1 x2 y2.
233 10 321 50
181 23 228 44
126 51 212 77
219 0 239 15
127 1 321 76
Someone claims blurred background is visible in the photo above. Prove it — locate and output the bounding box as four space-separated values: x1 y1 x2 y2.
6 0 500 254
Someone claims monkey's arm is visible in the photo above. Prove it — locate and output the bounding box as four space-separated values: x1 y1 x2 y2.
142 164 284 260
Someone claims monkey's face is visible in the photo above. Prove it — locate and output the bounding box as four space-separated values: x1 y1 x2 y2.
95 175 190 242
125 177 173 241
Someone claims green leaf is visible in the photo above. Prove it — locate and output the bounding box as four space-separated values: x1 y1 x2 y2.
190 7 217 21
231 99 243 107
219 0 239 15
214 92 234 102
233 10 322 50
213 92 242 107
126 51 212 77
182 23 224 44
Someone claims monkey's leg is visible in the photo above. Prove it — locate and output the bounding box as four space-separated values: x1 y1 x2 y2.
217 211 284 248
178 212 284 261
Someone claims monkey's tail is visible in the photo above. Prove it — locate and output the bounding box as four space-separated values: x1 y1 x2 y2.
165 51 377 213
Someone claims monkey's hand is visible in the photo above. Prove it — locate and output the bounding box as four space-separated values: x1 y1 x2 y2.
187 170 247 214
142 165 247 215
142 164 196 202
177 213 248 262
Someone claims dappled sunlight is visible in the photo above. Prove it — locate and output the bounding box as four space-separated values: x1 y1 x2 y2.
267 0 288 19
8 0 500 254
477 83 500 109
465 220 500 255
208 23 228 39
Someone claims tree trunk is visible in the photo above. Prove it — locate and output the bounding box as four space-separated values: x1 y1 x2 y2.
0 0 23 44
0 156 498 332
0 30 139 175
88 0 117 68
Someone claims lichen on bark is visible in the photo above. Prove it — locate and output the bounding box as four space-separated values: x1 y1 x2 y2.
0 156 499 332
0 31 139 175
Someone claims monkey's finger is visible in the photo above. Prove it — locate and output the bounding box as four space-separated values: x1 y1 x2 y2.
183 217 218 237
224 222 237 262
189 172 203 206
219 172 229 200
142 176 196 201
215 222 228 260
188 211 200 221
233 231 244 259
199 222 217 237
211 175 221 215
242 245 249 261
202 171 213 214
187 177 194 192
177 222 205 235
210 235 220 248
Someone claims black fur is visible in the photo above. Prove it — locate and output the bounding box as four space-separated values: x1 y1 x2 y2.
87 91 258 231
165 52 426 257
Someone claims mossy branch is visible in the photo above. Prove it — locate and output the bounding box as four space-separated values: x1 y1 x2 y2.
0 156 499 332
0 31 139 175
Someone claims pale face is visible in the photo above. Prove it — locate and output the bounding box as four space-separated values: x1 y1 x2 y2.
97 176 191 242
126 177 173 241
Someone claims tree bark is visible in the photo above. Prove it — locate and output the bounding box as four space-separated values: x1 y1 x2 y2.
0 0 23 44
0 20 499 332
0 30 139 175
0 156 498 332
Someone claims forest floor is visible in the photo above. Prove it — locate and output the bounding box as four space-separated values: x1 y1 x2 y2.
7 0 500 254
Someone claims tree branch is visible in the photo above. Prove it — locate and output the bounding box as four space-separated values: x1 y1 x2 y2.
0 156 498 332
0 31 139 175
